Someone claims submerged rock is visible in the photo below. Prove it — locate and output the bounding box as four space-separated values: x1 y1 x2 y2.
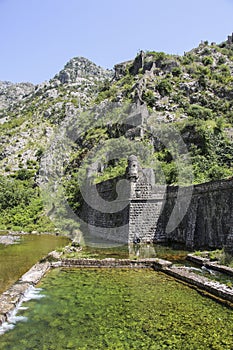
0 235 20 245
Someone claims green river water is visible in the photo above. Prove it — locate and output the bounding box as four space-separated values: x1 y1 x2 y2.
0 234 69 293
1 267 233 350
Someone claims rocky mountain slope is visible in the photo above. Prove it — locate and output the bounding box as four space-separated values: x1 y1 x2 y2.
0 81 34 111
0 35 232 233
0 57 113 174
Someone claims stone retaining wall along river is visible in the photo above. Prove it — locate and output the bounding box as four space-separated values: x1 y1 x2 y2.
0 262 50 325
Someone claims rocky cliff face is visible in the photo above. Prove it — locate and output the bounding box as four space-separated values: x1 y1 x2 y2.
0 57 113 174
0 81 34 111
53 56 113 84
0 39 232 180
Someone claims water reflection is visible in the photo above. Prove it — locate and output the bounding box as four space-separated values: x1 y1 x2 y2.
74 242 189 262
129 243 157 258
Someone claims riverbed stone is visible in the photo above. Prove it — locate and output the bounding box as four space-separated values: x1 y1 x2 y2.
0 235 20 245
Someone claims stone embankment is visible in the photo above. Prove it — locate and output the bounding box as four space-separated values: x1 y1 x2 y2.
0 262 50 325
0 235 20 245
162 266 233 306
187 254 233 277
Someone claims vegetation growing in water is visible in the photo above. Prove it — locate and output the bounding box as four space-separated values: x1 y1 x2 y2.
1 268 233 349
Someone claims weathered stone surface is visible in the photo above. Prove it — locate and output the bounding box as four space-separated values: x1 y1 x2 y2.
0 262 50 325
114 60 133 80
187 254 233 277
20 262 50 284
129 51 145 75
80 155 233 249
47 250 62 260
156 178 233 249
79 176 130 245
54 257 166 269
54 57 113 85
0 81 34 110
164 266 233 305
0 282 31 322
1 283 31 305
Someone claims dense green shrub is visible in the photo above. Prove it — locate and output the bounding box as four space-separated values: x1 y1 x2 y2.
217 56 226 65
157 79 172 96
219 64 231 76
176 118 233 183
0 175 54 232
202 56 214 66
14 168 35 180
187 104 214 120
142 90 157 107
171 66 182 77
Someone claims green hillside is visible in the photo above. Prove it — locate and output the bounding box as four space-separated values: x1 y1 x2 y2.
0 35 232 233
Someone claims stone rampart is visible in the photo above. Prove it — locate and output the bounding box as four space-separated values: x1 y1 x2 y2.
155 178 233 249
80 156 233 250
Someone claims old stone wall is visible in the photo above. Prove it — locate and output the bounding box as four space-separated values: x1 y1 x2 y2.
128 181 166 243
80 157 233 250
155 178 233 250
79 177 130 244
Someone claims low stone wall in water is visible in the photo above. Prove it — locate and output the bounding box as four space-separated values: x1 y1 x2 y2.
53 257 170 269
163 267 233 306
187 254 233 277
0 262 50 325
1 256 233 326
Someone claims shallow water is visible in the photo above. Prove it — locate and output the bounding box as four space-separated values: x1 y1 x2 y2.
0 234 69 293
66 243 189 262
1 268 233 349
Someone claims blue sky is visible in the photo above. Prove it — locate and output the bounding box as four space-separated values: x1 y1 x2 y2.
1 0 233 84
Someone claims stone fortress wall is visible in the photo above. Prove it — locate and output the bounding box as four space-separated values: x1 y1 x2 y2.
81 155 233 250
155 178 233 250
